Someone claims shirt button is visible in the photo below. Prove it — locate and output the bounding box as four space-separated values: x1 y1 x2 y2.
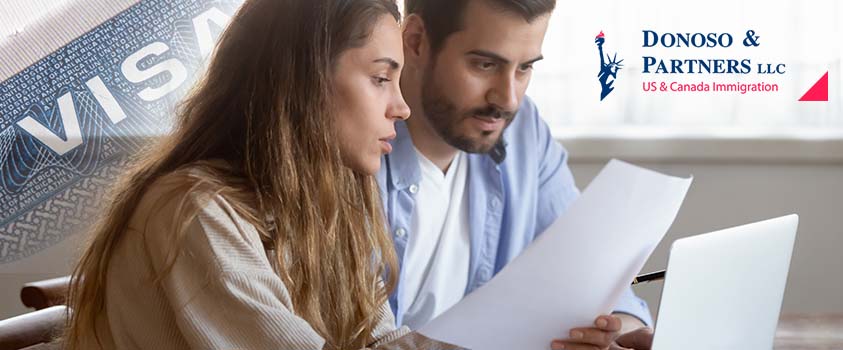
490 198 499 208
409 184 419 194
395 228 407 238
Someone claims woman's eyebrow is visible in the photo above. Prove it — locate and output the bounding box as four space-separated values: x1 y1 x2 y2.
373 57 400 70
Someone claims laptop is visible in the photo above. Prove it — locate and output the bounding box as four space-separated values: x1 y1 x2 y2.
651 214 799 350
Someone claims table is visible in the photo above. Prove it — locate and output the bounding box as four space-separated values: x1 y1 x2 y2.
775 314 843 349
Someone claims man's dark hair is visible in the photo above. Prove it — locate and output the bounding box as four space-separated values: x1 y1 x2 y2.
405 0 556 54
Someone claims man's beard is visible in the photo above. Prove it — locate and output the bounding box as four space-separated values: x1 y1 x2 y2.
420 66 516 154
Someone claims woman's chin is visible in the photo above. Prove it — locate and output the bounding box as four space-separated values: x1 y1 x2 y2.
345 158 380 176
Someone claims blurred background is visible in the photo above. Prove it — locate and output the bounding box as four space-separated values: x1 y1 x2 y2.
528 0 843 319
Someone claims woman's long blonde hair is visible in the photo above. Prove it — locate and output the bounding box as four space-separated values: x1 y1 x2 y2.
65 0 401 348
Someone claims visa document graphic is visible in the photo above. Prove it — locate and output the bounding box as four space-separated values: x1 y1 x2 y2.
419 159 693 350
0 0 243 263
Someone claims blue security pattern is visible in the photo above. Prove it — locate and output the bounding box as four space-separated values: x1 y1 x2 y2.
0 0 242 263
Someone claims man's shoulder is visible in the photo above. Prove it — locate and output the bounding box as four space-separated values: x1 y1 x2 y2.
515 95 541 123
519 95 540 114
507 95 543 136
501 95 547 150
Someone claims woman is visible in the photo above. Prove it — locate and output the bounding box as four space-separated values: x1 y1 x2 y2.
63 0 458 348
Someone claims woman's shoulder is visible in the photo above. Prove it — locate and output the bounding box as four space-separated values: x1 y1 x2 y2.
145 159 233 196
129 160 257 239
129 161 271 271
132 166 214 223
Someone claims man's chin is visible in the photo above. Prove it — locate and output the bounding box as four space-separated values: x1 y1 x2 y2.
447 134 500 154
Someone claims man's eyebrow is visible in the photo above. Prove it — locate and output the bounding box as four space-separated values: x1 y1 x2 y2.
522 55 544 66
373 57 400 70
466 50 544 66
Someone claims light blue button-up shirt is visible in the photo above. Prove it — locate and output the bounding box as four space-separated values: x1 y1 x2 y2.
376 96 653 327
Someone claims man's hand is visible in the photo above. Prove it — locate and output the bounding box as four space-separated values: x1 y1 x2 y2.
550 315 655 350
612 326 654 350
611 313 646 334
551 315 621 350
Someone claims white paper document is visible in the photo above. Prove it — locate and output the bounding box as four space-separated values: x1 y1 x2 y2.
418 159 693 349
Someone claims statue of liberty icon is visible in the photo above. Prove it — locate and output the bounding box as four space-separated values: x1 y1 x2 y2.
595 31 623 101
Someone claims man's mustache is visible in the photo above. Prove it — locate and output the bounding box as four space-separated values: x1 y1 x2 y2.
470 105 515 120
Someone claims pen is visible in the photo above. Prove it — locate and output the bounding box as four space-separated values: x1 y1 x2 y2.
631 270 666 285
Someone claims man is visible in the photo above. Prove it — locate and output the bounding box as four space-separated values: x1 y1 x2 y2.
377 0 655 349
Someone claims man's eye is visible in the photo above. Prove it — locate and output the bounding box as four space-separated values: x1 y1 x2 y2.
477 61 496 70
519 64 534 72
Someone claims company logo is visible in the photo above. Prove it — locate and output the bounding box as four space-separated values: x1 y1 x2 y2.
595 31 624 101
589 29 824 101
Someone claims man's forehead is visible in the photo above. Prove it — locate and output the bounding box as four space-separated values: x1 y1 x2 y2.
458 0 551 29
441 1 550 58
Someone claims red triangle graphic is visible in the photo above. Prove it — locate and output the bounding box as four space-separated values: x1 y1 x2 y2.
798 71 828 102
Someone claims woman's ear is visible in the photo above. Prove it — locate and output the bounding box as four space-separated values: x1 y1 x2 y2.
402 14 429 69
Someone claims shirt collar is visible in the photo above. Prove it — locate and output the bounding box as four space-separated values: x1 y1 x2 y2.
386 120 421 190
489 139 508 164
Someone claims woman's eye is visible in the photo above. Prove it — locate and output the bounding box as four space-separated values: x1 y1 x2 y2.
372 76 391 86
